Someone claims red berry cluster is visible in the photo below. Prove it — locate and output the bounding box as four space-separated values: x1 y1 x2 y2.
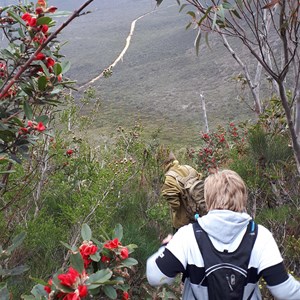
188 122 247 175
21 0 56 43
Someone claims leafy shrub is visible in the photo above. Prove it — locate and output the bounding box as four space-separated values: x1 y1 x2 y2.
23 223 137 300
188 122 248 176
0 232 28 298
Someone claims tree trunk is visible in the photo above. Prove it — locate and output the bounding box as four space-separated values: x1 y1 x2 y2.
220 34 262 114
200 92 209 133
278 82 300 174
33 133 50 219
295 93 300 144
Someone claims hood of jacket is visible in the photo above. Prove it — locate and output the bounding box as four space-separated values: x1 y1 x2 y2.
198 209 252 246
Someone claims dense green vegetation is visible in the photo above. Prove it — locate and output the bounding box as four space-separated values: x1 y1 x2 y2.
2 88 299 299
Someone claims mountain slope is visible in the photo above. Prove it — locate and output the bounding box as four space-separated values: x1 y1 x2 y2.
51 0 258 146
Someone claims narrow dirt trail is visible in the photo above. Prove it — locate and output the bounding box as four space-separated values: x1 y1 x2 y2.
79 5 175 90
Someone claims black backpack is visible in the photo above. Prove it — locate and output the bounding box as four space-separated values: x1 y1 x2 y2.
193 220 257 300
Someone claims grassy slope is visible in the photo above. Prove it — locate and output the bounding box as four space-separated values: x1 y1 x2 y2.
58 0 257 148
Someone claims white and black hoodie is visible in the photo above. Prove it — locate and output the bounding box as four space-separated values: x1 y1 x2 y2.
146 210 300 300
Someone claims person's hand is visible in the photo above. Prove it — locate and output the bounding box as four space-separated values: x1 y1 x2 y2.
162 234 173 245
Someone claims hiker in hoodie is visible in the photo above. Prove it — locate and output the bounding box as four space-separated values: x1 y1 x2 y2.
147 169 300 300
161 152 206 231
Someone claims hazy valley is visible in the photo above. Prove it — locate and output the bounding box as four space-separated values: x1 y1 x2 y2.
7 0 259 147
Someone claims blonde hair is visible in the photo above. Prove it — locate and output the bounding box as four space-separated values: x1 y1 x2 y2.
204 169 247 212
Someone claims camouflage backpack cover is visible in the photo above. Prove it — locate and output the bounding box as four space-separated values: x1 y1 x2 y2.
166 165 206 221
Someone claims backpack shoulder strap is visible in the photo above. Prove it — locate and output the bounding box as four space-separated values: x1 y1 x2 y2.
183 165 199 179
165 170 182 186
193 219 258 264
193 222 211 254
166 169 186 186
193 219 257 245
166 170 180 179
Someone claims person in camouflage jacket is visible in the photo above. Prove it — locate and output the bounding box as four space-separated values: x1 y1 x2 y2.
161 154 199 230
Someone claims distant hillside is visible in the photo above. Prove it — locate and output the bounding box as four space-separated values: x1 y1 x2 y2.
57 0 258 147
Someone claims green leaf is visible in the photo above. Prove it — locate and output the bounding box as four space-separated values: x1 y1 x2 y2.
126 243 138 254
194 29 201 56
90 252 100 262
198 6 212 27
38 76 47 91
185 22 192 30
36 61 50 77
21 85 33 97
0 130 15 143
91 237 103 249
23 101 33 120
120 257 138 267
212 11 217 30
0 122 8 130
81 223 92 241
7 10 26 26
31 284 48 298
50 88 62 95
216 19 226 28
35 115 49 124
20 296 35 300
28 276 48 286
0 285 9 300
7 232 26 254
108 277 125 285
8 264 29 276
70 252 84 274
18 145 30 156
218 4 225 25
87 269 113 284
11 117 24 127
15 138 30 146
113 224 123 241
88 283 101 290
36 16 52 25
186 11 196 18
51 11 72 17
88 286 101 295
1 49 16 61
60 241 77 252
179 4 188 12
205 32 211 49
42 131 54 138
53 63 62 76
61 61 71 74
231 9 242 19
18 28 25 39
223 2 233 9
103 286 117 300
